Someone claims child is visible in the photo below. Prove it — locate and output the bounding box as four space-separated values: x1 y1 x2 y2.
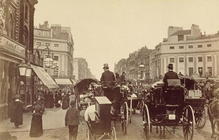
65 100 80 140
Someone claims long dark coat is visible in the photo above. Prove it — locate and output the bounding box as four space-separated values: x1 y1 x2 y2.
29 103 44 137
62 94 69 109
10 100 23 126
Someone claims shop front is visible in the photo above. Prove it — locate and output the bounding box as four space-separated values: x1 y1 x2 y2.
0 35 25 121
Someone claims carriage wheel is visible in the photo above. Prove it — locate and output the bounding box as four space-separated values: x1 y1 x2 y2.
183 105 195 140
195 105 207 129
142 104 150 140
121 102 129 135
129 98 133 124
213 120 219 140
111 126 117 140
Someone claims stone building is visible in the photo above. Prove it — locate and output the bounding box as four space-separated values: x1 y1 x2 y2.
115 46 152 82
150 24 219 80
73 58 95 81
34 21 74 84
0 0 38 120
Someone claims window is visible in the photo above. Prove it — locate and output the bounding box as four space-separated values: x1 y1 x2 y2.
198 57 203 62
207 56 212 62
188 45 193 48
198 45 203 48
54 44 59 47
53 56 59 61
169 46 174 49
207 67 213 76
188 57 193 62
170 58 175 63
24 5 28 20
36 42 41 46
179 57 184 63
179 46 184 49
178 35 184 41
207 44 212 47
198 67 203 77
45 43 50 46
188 67 194 76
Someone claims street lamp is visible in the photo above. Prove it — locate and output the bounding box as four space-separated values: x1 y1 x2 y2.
18 62 32 77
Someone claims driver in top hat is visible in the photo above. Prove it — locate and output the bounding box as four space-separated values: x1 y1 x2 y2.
100 63 116 101
163 64 179 89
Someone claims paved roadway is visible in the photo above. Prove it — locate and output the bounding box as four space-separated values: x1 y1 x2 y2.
0 108 214 140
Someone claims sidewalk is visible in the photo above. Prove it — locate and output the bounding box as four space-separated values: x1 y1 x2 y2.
0 108 87 140
0 108 67 133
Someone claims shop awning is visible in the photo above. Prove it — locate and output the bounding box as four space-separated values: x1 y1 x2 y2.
31 65 59 89
55 78 72 85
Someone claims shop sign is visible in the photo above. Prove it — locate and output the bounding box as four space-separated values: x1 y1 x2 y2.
0 36 25 58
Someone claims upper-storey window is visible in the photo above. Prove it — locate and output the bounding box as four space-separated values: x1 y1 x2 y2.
179 57 184 63
207 56 212 62
54 44 59 47
178 35 184 41
198 57 203 62
198 45 203 48
179 46 184 49
207 44 212 47
170 58 175 63
169 46 174 49
188 57 193 62
188 45 193 48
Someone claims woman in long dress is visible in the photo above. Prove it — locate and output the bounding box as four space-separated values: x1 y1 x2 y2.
29 101 44 137
10 97 23 128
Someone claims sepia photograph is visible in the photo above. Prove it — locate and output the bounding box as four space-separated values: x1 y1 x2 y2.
0 0 219 140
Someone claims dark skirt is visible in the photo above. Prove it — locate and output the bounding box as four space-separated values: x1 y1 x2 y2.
29 114 43 137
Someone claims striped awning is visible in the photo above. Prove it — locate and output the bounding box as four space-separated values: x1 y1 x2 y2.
31 65 59 89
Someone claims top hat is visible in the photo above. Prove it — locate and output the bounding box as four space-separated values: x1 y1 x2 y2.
168 64 173 69
103 63 109 69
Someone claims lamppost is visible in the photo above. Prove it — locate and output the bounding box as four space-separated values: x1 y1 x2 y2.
18 61 32 105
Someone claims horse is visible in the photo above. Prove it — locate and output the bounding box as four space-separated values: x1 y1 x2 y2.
208 88 219 138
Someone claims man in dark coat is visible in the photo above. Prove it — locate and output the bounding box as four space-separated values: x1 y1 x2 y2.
100 63 116 101
163 64 179 89
10 97 23 128
65 100 80 140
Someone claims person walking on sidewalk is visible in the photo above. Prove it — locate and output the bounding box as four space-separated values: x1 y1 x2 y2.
65 100 80 140
29 100 44 137
10 95 23 128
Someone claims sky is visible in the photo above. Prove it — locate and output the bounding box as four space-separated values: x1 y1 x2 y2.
34 0 219 79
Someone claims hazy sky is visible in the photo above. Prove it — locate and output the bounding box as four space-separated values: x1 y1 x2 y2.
35 0 219 79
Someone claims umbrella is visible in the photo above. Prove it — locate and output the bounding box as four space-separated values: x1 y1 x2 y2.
74 78 99 93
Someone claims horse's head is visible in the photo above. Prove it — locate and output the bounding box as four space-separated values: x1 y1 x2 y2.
213 88 219 99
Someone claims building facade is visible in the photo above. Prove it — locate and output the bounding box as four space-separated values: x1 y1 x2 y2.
114 47 152 82
34 21 74 79
73 58 95 81
150 24 219 80
0 0 38 121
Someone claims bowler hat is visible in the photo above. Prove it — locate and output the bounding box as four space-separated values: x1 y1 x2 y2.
168 64 173 69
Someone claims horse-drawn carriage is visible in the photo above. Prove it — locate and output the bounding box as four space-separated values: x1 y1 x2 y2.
142 79 195 140
75 79 129 140
180 77 207 129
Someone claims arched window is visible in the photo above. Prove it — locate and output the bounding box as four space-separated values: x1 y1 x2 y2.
7 13 15 39
23 26 29 46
